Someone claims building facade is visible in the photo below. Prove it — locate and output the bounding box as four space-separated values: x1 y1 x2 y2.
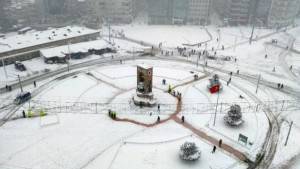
97 0 137 24
187 0 210 25
147 0 209 25
268 0 300 28
225 0 251 25
255 0 272 25
147 0 173 24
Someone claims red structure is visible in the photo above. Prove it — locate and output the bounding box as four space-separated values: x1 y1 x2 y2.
207 74 222 94
209 85 220 94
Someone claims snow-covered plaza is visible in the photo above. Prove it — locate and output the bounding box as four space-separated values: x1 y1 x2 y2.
0 24 300 169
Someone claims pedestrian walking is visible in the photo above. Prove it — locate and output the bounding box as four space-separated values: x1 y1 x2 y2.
157 104 160 112
277 83 280 89
181 116 185 123
5 85 8 91
265 54 268 59
22 110 26 118
212 145 216 153
157 116 160 123
281 84 284 89
178 93 182 101
237 70 239 74
219 139 223 147
290 65 293 70
33 81 36 88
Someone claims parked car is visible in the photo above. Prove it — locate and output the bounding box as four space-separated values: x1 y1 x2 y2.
14 61 26 71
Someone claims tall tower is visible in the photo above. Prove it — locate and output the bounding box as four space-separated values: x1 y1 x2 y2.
137 65 153 94
133 64 156 107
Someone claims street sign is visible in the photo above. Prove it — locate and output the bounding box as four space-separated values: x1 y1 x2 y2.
238 134 248 145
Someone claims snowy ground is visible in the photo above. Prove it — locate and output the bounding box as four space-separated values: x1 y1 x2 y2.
1 24 300 169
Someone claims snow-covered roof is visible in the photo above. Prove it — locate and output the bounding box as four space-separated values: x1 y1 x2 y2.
138 64 152 69
0 26 100 54
40 39 110 58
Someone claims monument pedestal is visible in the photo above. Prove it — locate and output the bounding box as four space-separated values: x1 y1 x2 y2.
133 91 157 107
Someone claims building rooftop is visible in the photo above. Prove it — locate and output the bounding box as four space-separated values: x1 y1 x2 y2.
138 64 153 70
40 39 109 58
0 25 100 54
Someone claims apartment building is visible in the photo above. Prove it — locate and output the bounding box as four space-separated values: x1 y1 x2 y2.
225 0 251 25
187 0 210 25
268 0 300 28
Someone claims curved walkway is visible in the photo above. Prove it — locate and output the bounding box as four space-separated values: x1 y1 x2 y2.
112 89 251 165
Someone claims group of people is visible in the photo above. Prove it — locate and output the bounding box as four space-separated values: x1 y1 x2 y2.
277 83 284 89
4 81 37 92
169 89 182 102
108 109 117 119
161 50 173 56
5 85 12 92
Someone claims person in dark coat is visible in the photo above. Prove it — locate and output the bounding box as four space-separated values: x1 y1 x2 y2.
212 145 216 153
219 139 223 147
181 116 185 123
22 110 26 118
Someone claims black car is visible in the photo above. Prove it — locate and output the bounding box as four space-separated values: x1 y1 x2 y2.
14 92 31 105
14 61 26 71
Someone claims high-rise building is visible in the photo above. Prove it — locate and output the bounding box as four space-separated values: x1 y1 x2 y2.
37 0 67 15
97 0 137 24
172 0 188 24
187 0 210 25
147 0 209 25
225 0 251 25
268 0 300 28
255 0 272 25
147 0 173 24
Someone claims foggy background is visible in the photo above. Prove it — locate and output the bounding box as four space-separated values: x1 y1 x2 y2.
0 0 300 32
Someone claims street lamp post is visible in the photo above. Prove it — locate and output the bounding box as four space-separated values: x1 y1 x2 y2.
2 58 8 79
17 75 23 93
213 89 220 126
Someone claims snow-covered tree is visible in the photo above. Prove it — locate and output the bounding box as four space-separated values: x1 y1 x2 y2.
224 104 244 126
179 142 201 161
